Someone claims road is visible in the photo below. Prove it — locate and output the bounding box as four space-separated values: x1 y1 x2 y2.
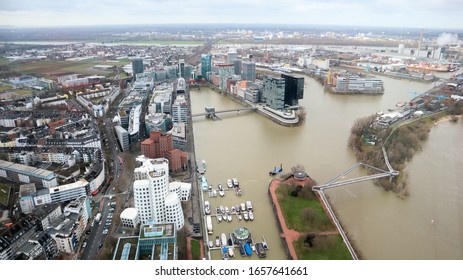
81 106 124 260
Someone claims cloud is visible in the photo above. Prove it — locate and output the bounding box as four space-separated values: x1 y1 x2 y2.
0 0 461 28
437 33 459 46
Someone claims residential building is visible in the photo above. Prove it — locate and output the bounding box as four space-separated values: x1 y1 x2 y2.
0 218 37 260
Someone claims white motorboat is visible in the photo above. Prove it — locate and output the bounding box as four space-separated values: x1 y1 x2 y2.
208 240 213 248
226 179 233 188
225 206 229 214
243 211 249 221
227 214 232 222
215 236 220 247
248 210 254 221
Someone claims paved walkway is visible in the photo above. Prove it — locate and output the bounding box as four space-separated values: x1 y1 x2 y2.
269 179 302 260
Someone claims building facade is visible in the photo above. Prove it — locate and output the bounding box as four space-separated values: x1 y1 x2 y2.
281 74 305 107
132 157 184 229
242 61 256 82
262 75 286 110
132 58 144 80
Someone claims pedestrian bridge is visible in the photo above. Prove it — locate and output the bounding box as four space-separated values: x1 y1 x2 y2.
192 107 257 120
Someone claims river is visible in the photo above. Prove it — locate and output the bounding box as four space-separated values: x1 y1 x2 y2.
191 74 463 259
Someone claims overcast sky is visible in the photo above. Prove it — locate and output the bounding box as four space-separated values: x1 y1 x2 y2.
0 0 462 29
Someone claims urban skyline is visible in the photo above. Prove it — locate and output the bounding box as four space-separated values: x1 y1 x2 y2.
0 0 462 30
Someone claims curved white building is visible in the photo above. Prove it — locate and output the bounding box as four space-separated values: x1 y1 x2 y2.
164 193 184 230
133 157 185 229
120 208 139 228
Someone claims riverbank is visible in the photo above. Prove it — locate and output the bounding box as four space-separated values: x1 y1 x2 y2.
200 83 304 126
349 105 463 196
268 176 352 260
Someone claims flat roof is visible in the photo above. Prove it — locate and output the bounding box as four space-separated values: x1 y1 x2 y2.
0 159 55 180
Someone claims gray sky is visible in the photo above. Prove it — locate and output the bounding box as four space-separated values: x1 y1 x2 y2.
0 0 462 29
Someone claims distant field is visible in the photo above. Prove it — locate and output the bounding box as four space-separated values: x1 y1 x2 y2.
7 57 130 79
0 184 11 207
0 84 13 91
117 40 203 45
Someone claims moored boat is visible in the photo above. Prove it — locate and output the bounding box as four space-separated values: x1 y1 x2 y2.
244 243 252 256
208 240 213 248
243 211 249 221
227 214 232 222
248 210 254 221
227 179 233 188
232 178 239 187
246 200 253 211
228 246 235 257
255 243 266 258
204 201 211 215
221 233 227 247
239 244 246 256
220 205 225 214
231 206 236 214
218 184 225 196
225 206 229 214
215 236 220 247
240 203 246 212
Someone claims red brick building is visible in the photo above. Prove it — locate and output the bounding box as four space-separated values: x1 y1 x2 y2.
166 149 189 172
140 130 173 159
141 130 188 172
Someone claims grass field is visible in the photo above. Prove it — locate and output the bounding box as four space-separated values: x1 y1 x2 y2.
0 183 11 207
0 84 13 91
276 184 334 232
190 239 201 260
294 234 352 260
7 57 130 79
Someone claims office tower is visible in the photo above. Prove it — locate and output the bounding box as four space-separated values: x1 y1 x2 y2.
281 74 304 107
133 157 184 229
201 54 212 78
132 58 144 80
262 75 286 110
242 61 256 82
178 59 185 79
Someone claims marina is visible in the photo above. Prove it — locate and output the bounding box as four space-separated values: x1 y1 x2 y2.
206 226 270 260
201 175 268 259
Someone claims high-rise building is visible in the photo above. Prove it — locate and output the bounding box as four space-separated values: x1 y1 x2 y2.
178 59 185 79
242 61 256 82
262 75 286 110
233 59 242 75
281 74 304 107
217 63 235 90
172 96 188 124
132 58 144 80
132 157 184 229
227 50 238 63
201 54 212 79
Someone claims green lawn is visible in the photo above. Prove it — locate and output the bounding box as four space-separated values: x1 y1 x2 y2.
190 239 201 260
294 234 352 260
0 184 11 206
276 184 334 232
